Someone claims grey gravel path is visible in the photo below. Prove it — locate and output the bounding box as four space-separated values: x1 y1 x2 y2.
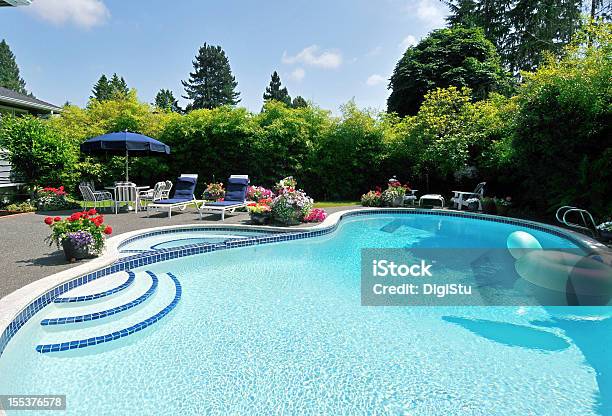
0 206 359 299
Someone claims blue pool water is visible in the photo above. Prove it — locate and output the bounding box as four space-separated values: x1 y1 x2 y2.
1 213 611 415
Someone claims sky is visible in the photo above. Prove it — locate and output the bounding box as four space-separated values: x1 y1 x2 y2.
0 0 449 113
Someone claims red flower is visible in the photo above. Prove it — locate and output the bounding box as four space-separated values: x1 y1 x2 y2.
53 216 61 222
103 226 113 235
44 217 53 225
88 208 97 216
93 216 104 226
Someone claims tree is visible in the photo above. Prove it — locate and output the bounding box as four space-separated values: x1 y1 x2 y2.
91 74 112 101
0 39 28 95
182 43 240 110
291 96 308 108
444 0 583 73
263 71 291 106
387 26 511 116
109 73 129 98
91 73 129 101
154 89 182 113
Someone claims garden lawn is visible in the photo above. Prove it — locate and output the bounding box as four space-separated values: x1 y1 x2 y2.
313 201 360 208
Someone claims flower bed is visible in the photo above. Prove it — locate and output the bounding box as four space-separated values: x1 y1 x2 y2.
35 186 80 211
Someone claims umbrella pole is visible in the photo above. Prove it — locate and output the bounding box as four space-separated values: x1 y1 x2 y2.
125 149 129 182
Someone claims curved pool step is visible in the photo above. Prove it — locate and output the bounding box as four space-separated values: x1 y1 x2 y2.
35 272 181 354
41 272 158 326
53 271 136 304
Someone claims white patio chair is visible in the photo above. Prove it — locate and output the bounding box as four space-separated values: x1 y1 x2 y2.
451 182 486 210
79 182 113 211
114 183 139 214
139 181 166 208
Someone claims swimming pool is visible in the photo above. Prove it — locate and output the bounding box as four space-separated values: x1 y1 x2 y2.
0 211 610 415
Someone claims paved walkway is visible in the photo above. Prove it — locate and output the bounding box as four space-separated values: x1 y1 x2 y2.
0 206 358 299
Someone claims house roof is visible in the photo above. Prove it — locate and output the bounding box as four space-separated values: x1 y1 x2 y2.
0 0 32 6
0 87 62 113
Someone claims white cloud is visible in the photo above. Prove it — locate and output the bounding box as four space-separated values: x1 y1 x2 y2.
366 74 386 87
407 0 447 27
26 0 110 28
399 35 418 50
288 67 305 82
282 45 342 69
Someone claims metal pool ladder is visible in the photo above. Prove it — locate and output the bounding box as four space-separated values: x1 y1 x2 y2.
556 206 599 237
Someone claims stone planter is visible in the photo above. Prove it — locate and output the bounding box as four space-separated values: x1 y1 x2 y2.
385 196 404 207
250 212 271 225
61 239 96 262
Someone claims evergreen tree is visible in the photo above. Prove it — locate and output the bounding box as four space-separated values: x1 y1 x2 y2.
91 74 112 100
182 43 240 110
291 96 308 108
154 89 182 112
444 0 583 72
263 71 291 106
91 73 129 101
109 73 129 98
388 26 512 116
0 39 28 95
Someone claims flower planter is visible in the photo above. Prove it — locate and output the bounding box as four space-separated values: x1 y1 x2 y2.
61 238 96 261
250 212 271 225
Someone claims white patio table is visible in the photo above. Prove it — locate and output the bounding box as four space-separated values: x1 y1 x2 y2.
104 185 149 211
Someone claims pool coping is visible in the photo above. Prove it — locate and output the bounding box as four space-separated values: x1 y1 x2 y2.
0 207 609 358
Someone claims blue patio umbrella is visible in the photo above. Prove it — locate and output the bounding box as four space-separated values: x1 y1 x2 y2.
80 131 170 181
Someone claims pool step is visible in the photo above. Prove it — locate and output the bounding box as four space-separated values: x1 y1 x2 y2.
41 272 158 326
53 271 135 304
35 272 181 354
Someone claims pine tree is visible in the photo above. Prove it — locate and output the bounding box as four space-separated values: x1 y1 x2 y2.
263 71 291 106
109 73 129 98
182 43 240 110
291 96 308 108
91 74 112 100
154 89 182 113
0 39 28 95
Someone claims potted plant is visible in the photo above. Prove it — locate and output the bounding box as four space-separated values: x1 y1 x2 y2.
481 197 497 214
381 180 407 207
247 185 274 201
271 177 313 226
44 209 112 262
304 208 327 223
202 182 225 201
247 198 272 224
361 189 383 207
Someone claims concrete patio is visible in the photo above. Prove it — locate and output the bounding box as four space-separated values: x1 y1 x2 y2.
0 206 359 299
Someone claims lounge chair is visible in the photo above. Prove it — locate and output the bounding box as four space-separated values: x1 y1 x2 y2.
451 182 486 210
199 177 249 221
146 176 203 218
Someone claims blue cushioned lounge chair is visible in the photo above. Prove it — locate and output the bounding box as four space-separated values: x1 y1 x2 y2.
199 177 249 221
146 176 203 218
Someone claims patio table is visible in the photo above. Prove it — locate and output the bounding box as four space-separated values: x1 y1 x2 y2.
105 185 149 211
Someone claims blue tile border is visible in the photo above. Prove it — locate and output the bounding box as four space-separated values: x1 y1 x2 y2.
41 272 157 326
53 271 136 304
35 272 180 353
0 209 598 358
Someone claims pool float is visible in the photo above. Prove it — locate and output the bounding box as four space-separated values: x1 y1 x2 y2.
515 250 612 305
